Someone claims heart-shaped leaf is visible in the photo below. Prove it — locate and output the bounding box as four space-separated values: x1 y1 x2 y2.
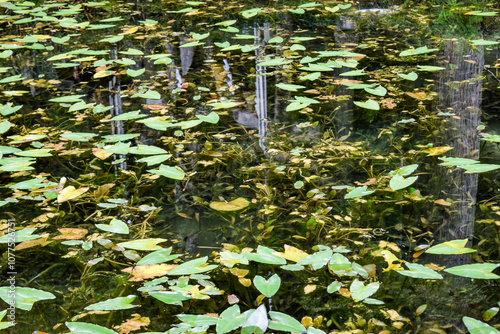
95 218 129 234
253 274 281 297
349 279 379 302
364 85 387 96
148 165 185 180
354 99 380 110
426 239 476 255
127 68 145 77
397 72 418 81
85 295 138 311
390 174 418 191
0 287 55 311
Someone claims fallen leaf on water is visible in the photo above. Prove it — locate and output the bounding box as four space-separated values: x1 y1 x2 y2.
57 186 89 203
52 228 88 240
122 264 177 281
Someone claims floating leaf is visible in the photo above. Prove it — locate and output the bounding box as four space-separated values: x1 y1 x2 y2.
137 154 171 166
150 291 190 305
364 85 387 96
268 312 306 333
426 239 476 255
390 174 418 191
463 317 500 334
129 145 168 155
127 68 145 77
470 39 500 46
0 287 55 311
85 295 138 311
148 165 185 180
397 263 443 279
217 305 251 334
327 281 342 293
349 279 379 302
49 95 85 103
244 246 287 265
397 72 418 81
132 90 161 99
137 248 180 266
60 132 98 142
276 83 306 92
444 263 500 279
57 186 89 203
95 218 129 234
354 99 380 110
242 305 268 334
118 238 167 251
241 8 263 18
168 257 218 275
0 121 10 134
298 247 332 270
399 46 438 57
417 65 446 72
0 227 41 243
345 186 375 199
66 322 118 334
254 274 281 298
256 58 291 66
210 197 250 212
196 111 219 124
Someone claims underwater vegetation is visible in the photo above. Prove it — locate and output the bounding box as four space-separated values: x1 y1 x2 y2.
0 0 499 333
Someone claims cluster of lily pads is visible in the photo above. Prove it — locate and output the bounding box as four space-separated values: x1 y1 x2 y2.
0 0 499 333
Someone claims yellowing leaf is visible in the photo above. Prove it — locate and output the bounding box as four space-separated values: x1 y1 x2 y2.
424 146 453 156
380 250 404 272
209 197 250 212
304 285 316 294
274 244 308 262
52 228 88 240
122 264 177 281
57 186 89 203
93 148 113 160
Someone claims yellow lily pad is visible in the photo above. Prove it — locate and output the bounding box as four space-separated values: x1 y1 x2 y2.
57 186 89 203
209 197 250 212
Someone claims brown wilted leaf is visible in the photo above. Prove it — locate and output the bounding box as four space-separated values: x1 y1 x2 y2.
53 228 88 240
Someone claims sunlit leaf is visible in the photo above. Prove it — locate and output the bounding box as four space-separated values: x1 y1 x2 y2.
297 247 332 270
399 46 438 57
0 227 41 243
168 257 218 275
444 263 500 279
66 322 118 334
470 39 500 46
217 305 251 334
118 238 167 251
349 279 379 302
397 72 418 81
354 99 380 110
417 65 446 72
60 132 98 142
390 174 418 191
85 295 138 311
397 263 443 279
95 218 129 234
345 186 375 199
256 58 291 66
253 274 281 298
0 287 55 311
268 311 306 333
276 83 306 92
132 90 161 99
148 165 185 180
426 239 476 255
210 197 250 212
127 68 145 77
149 291 190 306
463 317 500 334
244 246 287 265
137 248 180 266
364 85 387 96
57 186 89 203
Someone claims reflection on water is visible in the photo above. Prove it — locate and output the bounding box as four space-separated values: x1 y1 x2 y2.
433 41 483 266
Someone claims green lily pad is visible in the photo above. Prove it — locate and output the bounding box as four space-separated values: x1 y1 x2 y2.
253 274 281 298
349 279 379 302
268 311 306 333
132 90 161 99
137 247 181 266
426 239 476 255
137 154 172 166
148 165 185 180
390 174 418 191
0 287 55 311
66 322 118 334
397 263 443 279
85 295 138 311
168 257 218 275
397 72 418 81
149 291 191 306
129 145 168 155
276 83 306 92
463 317 500 334
60 132 98 142
244 245 287 265
95 218 130 234
354 99 380 110
444 263 500 279
345 186 375 199
117 238 167 251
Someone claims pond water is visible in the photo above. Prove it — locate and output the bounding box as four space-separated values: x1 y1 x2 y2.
0 0 499 333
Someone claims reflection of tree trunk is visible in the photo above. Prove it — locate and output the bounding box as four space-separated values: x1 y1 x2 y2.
433 40 483 266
